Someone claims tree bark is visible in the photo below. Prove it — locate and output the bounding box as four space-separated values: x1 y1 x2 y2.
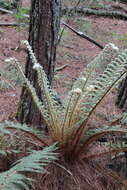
17 0 61 128
116 77 127 111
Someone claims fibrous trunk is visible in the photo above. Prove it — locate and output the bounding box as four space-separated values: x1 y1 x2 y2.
17 0 61 127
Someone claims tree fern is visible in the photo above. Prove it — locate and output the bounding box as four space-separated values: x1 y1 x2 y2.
11 41 127 147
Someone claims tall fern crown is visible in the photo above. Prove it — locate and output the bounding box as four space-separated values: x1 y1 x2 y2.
8 41 127 150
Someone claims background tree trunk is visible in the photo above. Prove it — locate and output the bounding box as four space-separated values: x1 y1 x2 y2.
116 77 127 111
17 0 61 128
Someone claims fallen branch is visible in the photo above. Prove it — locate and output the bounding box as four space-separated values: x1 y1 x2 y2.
62 22 104 49
112 0 127 5
0 22 25 26
0 7 13 14
62 7 127 20
0 7 29 17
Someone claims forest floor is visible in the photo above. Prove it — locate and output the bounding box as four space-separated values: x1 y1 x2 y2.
1 0 127 187
0 0 127 128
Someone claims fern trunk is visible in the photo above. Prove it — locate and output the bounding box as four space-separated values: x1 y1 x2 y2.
17 0 61 127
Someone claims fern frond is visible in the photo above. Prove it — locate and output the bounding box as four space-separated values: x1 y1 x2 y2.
0 121 48 146
0 144 58 190
13 143 58 172
61 43 120 142
82 148 127 160
79 125 127 154
0 171 33 190
9 58 50 127
72 43 119 91
61 88 82 144
0 150 20 156
21 41 62 141
71 49 127 147
11 57 59 141
35 67 61 136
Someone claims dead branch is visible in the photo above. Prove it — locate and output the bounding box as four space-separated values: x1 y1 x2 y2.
62 22 104 49
62 7 127 20
0 7 13 14
0 7 29 17
0 22 25 26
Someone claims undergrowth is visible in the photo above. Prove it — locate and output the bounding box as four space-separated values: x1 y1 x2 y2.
0 60 23 91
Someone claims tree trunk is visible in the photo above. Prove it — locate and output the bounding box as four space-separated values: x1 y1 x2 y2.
116 77 127 111
17 0 61 128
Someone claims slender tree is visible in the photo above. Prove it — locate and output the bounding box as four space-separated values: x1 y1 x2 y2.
17 0 61 127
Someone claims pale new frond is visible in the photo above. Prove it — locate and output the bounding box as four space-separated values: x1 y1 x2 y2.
72 43 119 91
22 41 62 141
61 88 82 144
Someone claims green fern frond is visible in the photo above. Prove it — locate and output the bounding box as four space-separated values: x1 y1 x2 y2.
72 43 119 91
0 121 48 146
0 144 58 190
0 150 20 156
71 49 127 147
79 125 127 154
0 171 33 190
13 143 58 172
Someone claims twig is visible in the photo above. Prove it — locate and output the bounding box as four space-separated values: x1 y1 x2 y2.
55 64 68 72
58 0 82 45
62 22 104 49
60 44 74 49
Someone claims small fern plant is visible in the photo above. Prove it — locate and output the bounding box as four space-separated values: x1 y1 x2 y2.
0 123 58 190
2 40 127 189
